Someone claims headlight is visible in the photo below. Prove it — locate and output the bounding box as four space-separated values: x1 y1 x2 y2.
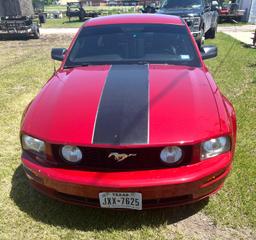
22 134 45 153
160 146 183 165
193 17 201 26
201 136 231 160
61 145 83 163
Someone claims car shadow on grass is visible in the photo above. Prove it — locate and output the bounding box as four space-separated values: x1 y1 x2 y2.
63 19 85 24
0 35 33 41
240 42 256 49
246 63 256 84
10 165 209 231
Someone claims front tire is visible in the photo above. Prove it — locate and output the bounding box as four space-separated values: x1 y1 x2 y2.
79 9 86 21
79 15 84 21
32 29 40 39
196 28 205 49
196 39 202 49
205 25 217 39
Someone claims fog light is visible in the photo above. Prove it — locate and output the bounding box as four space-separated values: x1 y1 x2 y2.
61 145 83 163
160 146 183 165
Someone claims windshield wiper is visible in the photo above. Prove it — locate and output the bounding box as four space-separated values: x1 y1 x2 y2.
134 61 150 65
63 63 90 69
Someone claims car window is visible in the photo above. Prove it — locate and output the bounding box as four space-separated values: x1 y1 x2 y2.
161 0 202 9
65 24 201 68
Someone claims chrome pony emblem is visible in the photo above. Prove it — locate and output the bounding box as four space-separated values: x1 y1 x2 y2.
108 152 137 162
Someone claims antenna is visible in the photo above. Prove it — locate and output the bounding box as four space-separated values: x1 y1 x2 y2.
53 60 56 74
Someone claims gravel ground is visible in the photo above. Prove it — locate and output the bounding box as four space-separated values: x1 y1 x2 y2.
217 25 256 46
218 25 256 32
40 28 79 35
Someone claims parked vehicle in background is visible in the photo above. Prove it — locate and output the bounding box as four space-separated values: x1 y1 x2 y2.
219 2 230 15
158 0 219 48
141 3 157 13
66 2 100 22
0 0 40 39
218 2 245 23
33 0 47 24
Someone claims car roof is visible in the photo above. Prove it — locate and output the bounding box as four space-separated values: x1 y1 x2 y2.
84 14 184 27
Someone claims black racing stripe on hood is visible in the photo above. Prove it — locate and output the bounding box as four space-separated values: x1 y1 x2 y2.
93 64 149 145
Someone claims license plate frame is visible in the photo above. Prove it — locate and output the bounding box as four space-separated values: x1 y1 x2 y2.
99 192 142 210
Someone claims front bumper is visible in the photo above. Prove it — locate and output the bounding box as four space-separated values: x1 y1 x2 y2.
22 152 232 209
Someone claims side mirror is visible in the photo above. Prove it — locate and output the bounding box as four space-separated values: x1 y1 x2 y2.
211 4 218 11
201 45 218 60
51 48 67 61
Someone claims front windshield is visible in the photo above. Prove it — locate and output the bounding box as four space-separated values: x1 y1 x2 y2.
161 0 202 9
65 24 201 68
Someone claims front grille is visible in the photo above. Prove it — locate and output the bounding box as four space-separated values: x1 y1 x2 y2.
52 145 193 171
31 181 194 208
183 18 193 27
47 188 193 208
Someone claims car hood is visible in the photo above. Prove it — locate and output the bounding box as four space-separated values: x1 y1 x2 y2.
22 64 221 146
157 8 202 17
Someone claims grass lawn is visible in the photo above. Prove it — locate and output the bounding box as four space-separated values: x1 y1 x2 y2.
203 35 256 228
42 17 251 29
44 5 139 12
42 17 83 28
218 22 250 26
43 5 140 28
0 33 255 239
42 18 250 29
44 4 67 11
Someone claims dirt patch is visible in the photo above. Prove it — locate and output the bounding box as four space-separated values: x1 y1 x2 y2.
168 212 256 240
40 28 79 36
218 25 256 46
0 34 73 49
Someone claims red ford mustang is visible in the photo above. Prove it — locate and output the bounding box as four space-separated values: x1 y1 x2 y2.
20 14 236 210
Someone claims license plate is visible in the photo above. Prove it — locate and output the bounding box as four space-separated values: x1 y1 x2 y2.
99 192 142 210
